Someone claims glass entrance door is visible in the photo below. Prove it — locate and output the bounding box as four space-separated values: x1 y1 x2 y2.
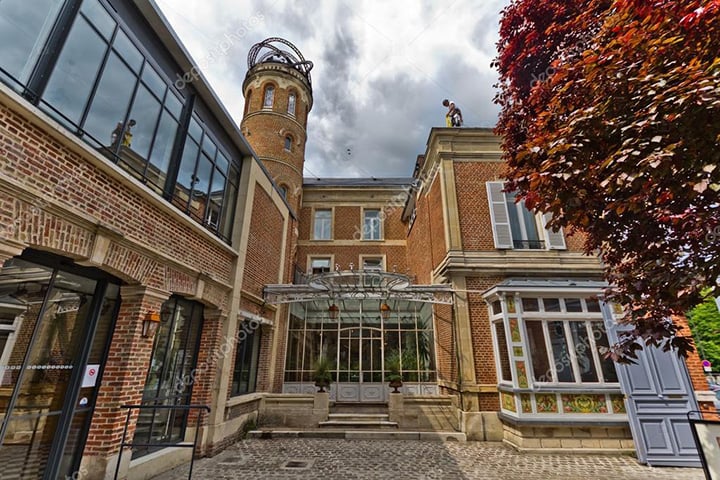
336 327 384 402
0 256 118 479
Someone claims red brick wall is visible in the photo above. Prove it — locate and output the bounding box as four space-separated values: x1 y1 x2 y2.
407 194 433 284
0 103 235 286
454 162 504 251
427 176 447 269
466 276 503 386
242 187 285 298
434 304 455 383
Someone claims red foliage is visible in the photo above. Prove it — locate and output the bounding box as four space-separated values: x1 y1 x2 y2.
494 0 720 359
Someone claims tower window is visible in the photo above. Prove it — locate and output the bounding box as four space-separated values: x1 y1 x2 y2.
245 89 252 115
288 92 296 116
263 85 274 107
284 136 292 151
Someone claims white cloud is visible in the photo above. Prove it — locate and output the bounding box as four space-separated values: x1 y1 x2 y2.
156 0 510 177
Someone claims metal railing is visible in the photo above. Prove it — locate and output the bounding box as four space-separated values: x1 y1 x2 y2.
113 404 210 480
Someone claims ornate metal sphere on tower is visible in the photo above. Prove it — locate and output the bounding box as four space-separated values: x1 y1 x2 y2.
241 38 313 212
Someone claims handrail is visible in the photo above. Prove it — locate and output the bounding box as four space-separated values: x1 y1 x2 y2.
113 404 210 480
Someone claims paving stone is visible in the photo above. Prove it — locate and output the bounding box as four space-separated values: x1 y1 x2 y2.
149 439 705 480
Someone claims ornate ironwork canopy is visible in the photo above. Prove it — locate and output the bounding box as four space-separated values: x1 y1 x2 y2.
263 270 453 305
247 37 313 84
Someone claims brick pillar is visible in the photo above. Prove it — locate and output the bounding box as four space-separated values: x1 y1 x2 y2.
188 308 226 456
80 285 170 480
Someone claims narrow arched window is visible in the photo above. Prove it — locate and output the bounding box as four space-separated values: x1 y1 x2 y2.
244 89 252 115
284 136 292 151
263 85 274 107
287 92 296 116
279 185 288 199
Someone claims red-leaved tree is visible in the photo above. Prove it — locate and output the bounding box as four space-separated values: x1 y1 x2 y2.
494 0 720 359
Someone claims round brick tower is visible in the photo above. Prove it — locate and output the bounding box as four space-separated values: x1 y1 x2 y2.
241 38 313 212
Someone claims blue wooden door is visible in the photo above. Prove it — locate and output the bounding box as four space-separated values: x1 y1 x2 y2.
604 306 701 466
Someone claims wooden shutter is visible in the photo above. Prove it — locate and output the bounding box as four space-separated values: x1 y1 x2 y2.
486 182 513 249
542 213 566 249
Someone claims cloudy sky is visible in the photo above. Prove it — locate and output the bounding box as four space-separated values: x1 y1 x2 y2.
156 0 510 178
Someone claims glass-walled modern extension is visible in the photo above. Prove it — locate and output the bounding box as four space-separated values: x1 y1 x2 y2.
0 0 241 242
266 270 453 403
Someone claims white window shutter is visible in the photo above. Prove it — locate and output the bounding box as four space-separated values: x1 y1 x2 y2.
486 182 513 249
542 213 566 250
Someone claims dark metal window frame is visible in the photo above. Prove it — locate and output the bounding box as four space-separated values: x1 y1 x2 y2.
0 0 241 243
230 321 262 396
0 249 122 480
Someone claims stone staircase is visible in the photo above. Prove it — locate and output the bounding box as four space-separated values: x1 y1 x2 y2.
319 403 398 429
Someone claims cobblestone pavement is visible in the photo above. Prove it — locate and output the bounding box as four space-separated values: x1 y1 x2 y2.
149 439 705 480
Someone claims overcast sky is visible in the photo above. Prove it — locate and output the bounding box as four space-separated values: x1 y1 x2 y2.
156 0 510 178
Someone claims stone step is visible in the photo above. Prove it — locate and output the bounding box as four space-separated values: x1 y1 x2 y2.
319 419 398 429
247 429 466 442
327 413 390 422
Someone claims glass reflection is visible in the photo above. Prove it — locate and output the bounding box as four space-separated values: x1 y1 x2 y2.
0 0 63 87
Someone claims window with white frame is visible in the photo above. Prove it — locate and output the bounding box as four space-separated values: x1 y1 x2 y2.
491 295 618 386
263 85 275 107
310 257 331 274
361 256 384 271
363 209 382 240
486 181 566 250
313 209 332 240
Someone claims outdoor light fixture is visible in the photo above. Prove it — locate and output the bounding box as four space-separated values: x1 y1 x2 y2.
142 311 161 338
328 303 339 320
380 302 391 320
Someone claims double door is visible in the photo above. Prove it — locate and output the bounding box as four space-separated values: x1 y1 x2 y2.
335 327 385 402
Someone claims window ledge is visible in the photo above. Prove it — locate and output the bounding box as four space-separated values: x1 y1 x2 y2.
498 384 622 395
499 411 628 427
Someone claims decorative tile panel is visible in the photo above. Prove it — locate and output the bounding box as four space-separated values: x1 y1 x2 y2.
501 392 516 412
509 318 521 342
536 394 558 413
515 361 528 388
513 346 523 357
520 394 533 413
610 395 626 414
562 394 607 414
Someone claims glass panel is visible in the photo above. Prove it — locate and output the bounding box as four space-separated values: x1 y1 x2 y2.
0 268 97 478
591 322 618 382
112 29 143 73
201 133 217 159
520 202 540 243
569 321 598 382
525 321 550 382
220 180 238 240
521 298 539 312
172 138 198 210
287 93 296 115
0 0 63 86
231 322 261 395
141 64 166 100
148 110 179 185
285 330 304 371
263 86 274 107
586 297 601 312
188 154 212 220
188 117 202 141
126 84 161 160
165 92 183 119
543 298 561 312
548 321 575 382
494 322 512 382
80 0 115 40
42 16 108 126
134 298 203 459
565 298 583 313
363 210 381 240
84 52 137 148
215 152 229 175
313 210 331 240
491 300 502 315
206 169 225 229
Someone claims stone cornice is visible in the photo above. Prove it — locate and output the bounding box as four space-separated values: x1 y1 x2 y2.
434 250 604 277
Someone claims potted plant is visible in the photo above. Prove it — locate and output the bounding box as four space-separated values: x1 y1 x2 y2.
313 356 333 393
385 351 403 393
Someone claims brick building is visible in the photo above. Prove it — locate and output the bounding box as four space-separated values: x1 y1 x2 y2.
0 1 712 479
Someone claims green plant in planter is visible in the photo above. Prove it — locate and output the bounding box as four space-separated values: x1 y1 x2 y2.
385 350 403 393
313 356 333 393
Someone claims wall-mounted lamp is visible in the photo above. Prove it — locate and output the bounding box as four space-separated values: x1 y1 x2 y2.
142 311 161 338
328 303 339 320
380 302 391 320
